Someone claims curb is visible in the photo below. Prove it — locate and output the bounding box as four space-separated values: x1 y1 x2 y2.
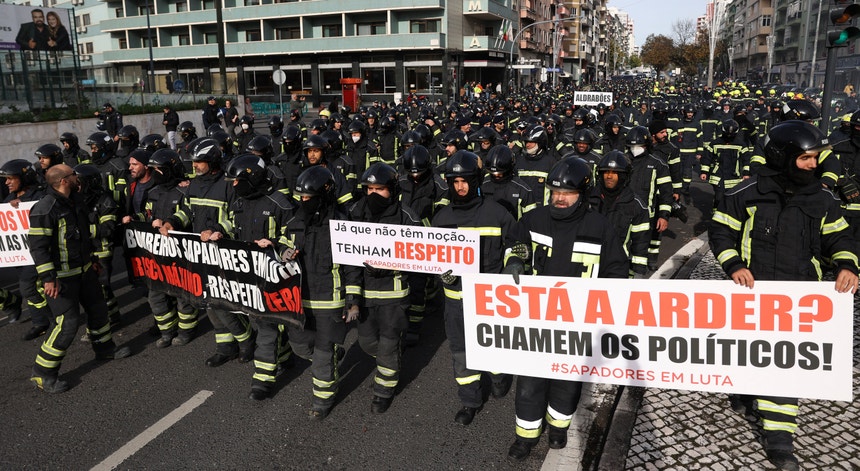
595 234 712 471
542 234 713 471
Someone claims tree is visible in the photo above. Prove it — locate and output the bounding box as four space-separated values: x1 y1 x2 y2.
640 34 674 76
672 19 697 47
628 55 642 69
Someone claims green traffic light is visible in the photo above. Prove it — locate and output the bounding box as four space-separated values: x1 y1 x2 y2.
829 27 860 46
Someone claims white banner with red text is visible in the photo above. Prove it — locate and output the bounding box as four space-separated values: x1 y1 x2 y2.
0 201 36 267
461 274 853 401
330 220 480 275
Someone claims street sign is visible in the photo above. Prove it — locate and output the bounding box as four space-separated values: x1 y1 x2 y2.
545 68 561 72
511 64 535 69
574 91 614 106
273 69 287 85
173 79 184 92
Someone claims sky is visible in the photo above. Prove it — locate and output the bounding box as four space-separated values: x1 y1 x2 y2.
607 0 711 48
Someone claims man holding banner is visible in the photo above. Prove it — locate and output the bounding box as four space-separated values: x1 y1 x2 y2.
1 159 49 337
345 163 425 414
501 156 629 461
710 121 859 471
285 166 350 420
225 154 297 401
159 139 257 368
432 150 515 426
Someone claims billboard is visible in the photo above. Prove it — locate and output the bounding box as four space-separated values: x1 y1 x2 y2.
0 4 74 52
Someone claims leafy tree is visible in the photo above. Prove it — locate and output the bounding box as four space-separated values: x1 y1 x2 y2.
640 34 674 76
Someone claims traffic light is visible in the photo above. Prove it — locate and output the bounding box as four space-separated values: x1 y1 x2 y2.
828 2 860 47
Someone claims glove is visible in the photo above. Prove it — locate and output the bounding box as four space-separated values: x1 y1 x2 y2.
508 242 530 261
440 269 457 285
838 177 860 204
280 247 299 261
502 259 525 285
670 201 688 223
342 304 360 323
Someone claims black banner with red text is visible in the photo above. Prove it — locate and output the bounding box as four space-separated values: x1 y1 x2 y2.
123 222 304 328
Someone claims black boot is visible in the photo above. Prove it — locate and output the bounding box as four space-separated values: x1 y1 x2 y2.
454 406 482 425
548 426 568 449
371 395 393 414
766 449 799 471
507 439 534 461
205 349 239 367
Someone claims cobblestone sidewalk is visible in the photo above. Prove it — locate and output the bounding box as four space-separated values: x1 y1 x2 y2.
624 251 860 470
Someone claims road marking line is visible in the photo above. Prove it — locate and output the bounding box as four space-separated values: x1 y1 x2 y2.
91 390 214 471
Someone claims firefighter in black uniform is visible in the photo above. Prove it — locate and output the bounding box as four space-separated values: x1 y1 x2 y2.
591 151 651 277
145 149 200 348
1 160 48 334
626 126 673 271
28 164 132 393
95 103 123 139
700 119 752 210
76 162 121 330
59 132 90 165
87 131 128 208
503 156 629 460
397 145 448 345
159 138 257 368
516 126 555 206
345 163 425 413
482 144 537 220
284 166 350 420
432 150 516 426
710 120 859 471
225 154 296 400
274 124 305 194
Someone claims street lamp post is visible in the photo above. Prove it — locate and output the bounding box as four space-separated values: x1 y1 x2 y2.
766 35 775 83
707 0 725 89
144 0 156 94
506 16 576 94
728 46 735 79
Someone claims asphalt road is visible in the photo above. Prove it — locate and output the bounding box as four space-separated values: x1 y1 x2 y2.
0 182 713 470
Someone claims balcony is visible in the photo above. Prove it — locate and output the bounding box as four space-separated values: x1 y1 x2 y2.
103 32 447 62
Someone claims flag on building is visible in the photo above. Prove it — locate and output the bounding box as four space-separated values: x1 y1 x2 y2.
495 19 512 48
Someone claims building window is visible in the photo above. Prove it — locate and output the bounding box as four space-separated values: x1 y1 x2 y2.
246 29 261 41
81 14 91 26
322 24 342 37
276 27 301 40
115 7 124 17
178 33 191 45
278 69 312 92
142 36 158 48
203 0 215 9
410 19 440 33
176 1 187 12
357 22 386 36
119 38 128 49
762 15 771 27
405 65 442 93
138 4 155 15
362 65 395 93
78 42 94 54
205 32 218 44
320 67 351 92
